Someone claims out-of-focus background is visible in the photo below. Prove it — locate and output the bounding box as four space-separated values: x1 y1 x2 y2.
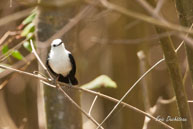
0 0 193 129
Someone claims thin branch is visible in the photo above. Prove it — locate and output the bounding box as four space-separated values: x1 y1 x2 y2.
0 53 35 78
99 0 193 48
96 36 185 129
0 8 33 27
88 95 98 116
38 5 94 48
0 64 47 81
30 40 53 80
92 31 176 45
96 59 165 129
0 80 8 90
0 63 173 129
99 0 193 35
154 0 165 15
137 50 151 111
42 81 104 129
0 31 18 46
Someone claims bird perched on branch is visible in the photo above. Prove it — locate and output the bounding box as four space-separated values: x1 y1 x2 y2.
46 39 78 85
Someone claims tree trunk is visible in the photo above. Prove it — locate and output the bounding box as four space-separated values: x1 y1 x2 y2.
35 1 82 129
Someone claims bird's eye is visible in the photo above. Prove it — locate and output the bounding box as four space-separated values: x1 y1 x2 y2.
53 44 56 47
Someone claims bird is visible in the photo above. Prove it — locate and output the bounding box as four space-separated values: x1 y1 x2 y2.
46 39 78 85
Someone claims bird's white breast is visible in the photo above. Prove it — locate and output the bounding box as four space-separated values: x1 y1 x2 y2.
48 47 72 76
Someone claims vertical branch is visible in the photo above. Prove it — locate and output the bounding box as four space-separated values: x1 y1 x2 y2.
156 27 193 129
137 0 193 129
137 51 151 111
174 0 193 89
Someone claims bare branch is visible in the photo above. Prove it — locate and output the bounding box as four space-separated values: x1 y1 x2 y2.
99 0 193 35
88 95 98 116
38 5 94 48
0 63 173 129
0 31 18 46
96 29 187 129
42 81 104 129
30 39 53 80
154 0 165 15
0 8 33 27
0 64 47 81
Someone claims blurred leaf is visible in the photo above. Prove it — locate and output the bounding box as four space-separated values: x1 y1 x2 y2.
11 50 23 60
23 41 32 52
2 45 9 54
22 11 36 25
26 33 34 40
81 75 117 90
21 23 35 37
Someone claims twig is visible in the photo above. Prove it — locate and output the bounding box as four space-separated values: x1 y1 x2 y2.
0 31 17 46
9 0 13 8
96 36 185 129
0 63 173 129
137 51 151 111
99 0 193 35
0 8 33 27
0 80 8 90
154 0 165 15
99 0 193 48
0 64 47 81
88 95 98 116
96 59 165 129
42 81 104 129
92 31 176 45
0 53 35 78
38 5 94 48
30 39 53 80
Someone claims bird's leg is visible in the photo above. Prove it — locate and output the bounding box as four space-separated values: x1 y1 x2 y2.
55 76 61 89
68 77 73 86
50 76 60 89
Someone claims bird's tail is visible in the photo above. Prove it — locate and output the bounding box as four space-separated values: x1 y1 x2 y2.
58 75 78 85
69 76 78 85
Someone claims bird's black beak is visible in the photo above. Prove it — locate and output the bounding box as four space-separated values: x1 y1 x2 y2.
54 41 63 47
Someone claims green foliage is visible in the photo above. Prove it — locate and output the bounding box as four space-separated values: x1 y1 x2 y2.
81 75 117 90
21 23 35 37
23 40 32 52
2 45 9 54
20 10 36 52
1 45 23 60
11 50 23 60
22 11 36 26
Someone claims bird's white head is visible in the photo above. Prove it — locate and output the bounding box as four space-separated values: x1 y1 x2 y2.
51 39 65 49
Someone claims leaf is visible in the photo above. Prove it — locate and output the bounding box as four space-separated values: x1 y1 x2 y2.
22 11 36 25
23 41 32 52
81 75 117 90
21 23 35 37
2 45 9 54
11 50 23 60
26 32 34 40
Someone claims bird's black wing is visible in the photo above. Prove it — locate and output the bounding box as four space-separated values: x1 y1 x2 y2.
68 53 76 76
68 53 78 85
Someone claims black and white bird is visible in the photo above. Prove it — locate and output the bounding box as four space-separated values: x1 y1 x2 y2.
46 39 78 85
